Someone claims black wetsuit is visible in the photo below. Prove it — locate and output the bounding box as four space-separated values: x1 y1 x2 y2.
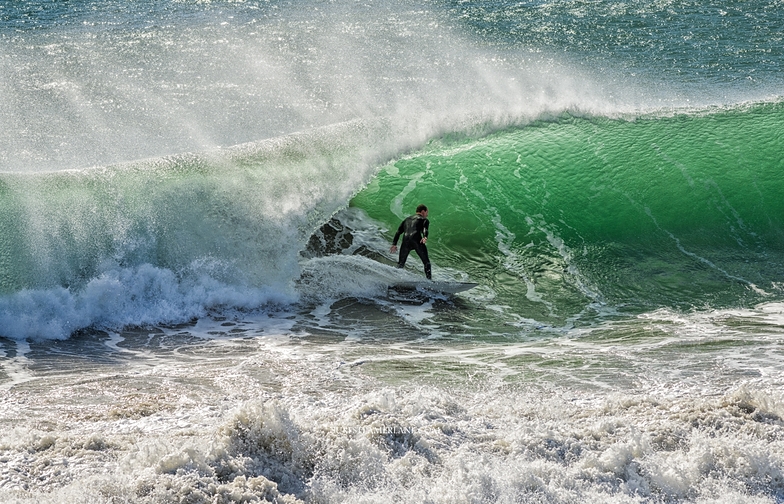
392 213 431 279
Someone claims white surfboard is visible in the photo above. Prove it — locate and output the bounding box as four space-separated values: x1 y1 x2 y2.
388 281 478 294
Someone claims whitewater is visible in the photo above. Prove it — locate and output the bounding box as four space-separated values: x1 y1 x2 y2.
1 0 784 502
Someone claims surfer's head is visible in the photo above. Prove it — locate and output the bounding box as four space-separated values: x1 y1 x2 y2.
416 204 428 215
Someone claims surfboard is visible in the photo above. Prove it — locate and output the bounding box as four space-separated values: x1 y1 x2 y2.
388 281 478 294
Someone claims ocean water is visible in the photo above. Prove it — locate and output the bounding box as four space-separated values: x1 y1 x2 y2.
1 0 784 502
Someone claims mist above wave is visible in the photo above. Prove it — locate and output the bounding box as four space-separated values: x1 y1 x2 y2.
1 0 660 173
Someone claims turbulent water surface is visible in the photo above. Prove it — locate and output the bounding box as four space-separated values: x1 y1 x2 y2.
1 0 784 502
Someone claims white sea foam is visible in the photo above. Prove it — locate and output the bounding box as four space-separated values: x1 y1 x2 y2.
2 337 784 503
0 263 294 341
3 286 784 502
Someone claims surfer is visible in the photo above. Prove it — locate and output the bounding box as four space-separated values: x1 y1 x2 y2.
390 204 431 280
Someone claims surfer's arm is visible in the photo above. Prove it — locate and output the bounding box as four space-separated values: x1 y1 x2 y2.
420 219 429 244
392 220 405 246
390 220 405 252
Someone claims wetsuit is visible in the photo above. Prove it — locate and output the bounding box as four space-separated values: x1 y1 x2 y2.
392 213 431 279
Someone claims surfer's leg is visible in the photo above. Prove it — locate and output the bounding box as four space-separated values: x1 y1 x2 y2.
414 243 431 279
397 242 412 268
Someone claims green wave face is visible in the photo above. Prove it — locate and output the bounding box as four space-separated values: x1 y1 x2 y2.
353 102 784 322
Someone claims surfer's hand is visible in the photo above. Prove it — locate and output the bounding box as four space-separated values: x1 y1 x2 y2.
420 237 427 244
390 245 397 253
